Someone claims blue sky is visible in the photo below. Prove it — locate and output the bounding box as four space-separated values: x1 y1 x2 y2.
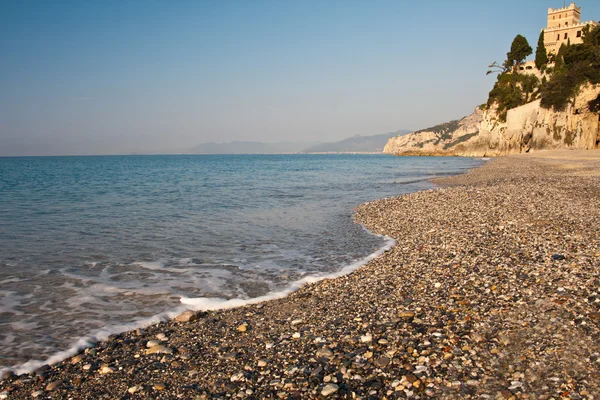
1 0 599 155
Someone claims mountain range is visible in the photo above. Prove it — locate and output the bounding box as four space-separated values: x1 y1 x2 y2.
188 130 411 154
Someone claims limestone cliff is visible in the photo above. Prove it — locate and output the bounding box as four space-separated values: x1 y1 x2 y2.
384 84 600 156
383 108 483 156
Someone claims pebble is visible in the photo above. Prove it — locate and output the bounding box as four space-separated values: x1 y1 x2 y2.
237 324 248 332
100 366 115 374
374 356 390 368
1 371 15 381
414 365 427 374
360 334 373 343
71 354 84 364
146 339 161 348
230 372 245 382
45 380 62 391
398 311 415 320
321 383 339 397
174 310 197 323
508 381 523 390
316 347 333 358
145 345 173 355
128 385 140 394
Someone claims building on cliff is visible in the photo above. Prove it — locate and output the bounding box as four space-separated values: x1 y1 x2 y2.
383 2 600 157
543 3 597 55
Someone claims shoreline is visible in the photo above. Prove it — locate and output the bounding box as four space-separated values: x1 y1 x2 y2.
2 150 600 399
0 225 397 378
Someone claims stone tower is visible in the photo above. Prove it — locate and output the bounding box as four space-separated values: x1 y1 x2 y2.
543 3 597 55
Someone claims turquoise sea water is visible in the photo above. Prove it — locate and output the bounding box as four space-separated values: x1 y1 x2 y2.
0 154 482 373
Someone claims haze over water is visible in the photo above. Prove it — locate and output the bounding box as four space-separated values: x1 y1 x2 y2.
0 154 482 372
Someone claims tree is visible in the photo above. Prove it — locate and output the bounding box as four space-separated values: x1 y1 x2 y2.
582 24 600 46
486 61 509 75
535 30 548 69
507 34 533 70
554 43 568 71
539 25 600 110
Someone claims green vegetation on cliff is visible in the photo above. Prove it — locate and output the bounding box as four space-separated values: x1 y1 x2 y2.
487 72 539 121
486 25 600 118
486 34 538 121
414 119 460 145
540 25 600 110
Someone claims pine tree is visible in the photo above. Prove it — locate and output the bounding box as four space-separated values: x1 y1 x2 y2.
554 43 567 71
507 34 533 71
535 30 548 69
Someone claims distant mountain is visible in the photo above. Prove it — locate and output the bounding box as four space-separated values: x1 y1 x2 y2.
301 130 412 153
187 130 412 155
188 141 317 154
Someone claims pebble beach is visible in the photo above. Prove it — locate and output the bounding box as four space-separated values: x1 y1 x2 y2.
1 150 600 399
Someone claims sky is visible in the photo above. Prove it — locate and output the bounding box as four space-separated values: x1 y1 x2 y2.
1 0 599 156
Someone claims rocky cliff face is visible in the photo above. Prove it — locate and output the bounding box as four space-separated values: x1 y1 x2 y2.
384 84 600 156
383 108 483 156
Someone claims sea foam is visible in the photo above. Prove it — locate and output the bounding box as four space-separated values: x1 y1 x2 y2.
0 232 394 376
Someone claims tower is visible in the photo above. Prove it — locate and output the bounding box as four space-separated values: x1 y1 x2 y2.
547 3 581 29
543 3 597 55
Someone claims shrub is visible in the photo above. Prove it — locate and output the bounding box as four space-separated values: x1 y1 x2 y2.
487 72 539 121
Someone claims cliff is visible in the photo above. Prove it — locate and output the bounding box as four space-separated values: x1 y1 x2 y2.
468 83 600 156
384 84 600 156
383 108 483 156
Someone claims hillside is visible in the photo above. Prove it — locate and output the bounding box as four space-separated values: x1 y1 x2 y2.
383 110 483 156
384 84 600 157
188 130 412 155
302 130 411 153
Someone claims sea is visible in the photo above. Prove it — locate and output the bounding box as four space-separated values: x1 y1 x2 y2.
0 154 483 374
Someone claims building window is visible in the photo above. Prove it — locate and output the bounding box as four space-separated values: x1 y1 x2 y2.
564 33 568 39
577 30 582 37
557 34 560 40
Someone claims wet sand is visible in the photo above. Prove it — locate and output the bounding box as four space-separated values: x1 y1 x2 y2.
1 150 600 399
